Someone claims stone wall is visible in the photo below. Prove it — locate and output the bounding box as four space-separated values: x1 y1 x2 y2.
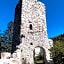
0 59 19 64
1 52 11 59
0 0 54 64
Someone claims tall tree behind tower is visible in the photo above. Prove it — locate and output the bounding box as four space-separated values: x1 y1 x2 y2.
2 21 14 52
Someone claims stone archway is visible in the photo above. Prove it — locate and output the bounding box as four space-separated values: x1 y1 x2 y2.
33 46 46 64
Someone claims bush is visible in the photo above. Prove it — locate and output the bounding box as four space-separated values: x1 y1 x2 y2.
51 41 64 64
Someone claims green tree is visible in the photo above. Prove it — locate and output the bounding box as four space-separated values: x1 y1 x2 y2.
0 30 4 58
1 21 14 52
51 41 64 64
0 30 2 58
3 21 13 44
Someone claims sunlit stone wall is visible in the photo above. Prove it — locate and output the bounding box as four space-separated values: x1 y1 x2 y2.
0 0 53 64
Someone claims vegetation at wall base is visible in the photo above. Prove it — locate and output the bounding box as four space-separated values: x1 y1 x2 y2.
51 34 64 64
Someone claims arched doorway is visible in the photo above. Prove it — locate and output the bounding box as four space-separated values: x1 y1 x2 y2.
33 46 46 64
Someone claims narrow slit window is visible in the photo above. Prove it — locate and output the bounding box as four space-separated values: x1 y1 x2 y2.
30 24 32 30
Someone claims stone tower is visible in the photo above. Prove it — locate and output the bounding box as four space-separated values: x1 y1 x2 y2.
12 0 53 64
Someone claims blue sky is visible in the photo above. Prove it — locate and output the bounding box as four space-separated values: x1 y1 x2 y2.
0 0 64 38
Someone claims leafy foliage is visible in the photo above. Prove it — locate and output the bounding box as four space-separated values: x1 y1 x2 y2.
1 21 14 53
51 34 64 64
51 34 64 42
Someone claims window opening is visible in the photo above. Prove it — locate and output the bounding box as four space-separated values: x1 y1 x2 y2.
30 43 33 45
30 24 32 30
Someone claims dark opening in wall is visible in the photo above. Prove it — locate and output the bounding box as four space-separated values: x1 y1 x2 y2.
21 34 25 38
22 58 24 60
7 57 10 59
21 50 23 52
30 43 33 45
29 24 32 30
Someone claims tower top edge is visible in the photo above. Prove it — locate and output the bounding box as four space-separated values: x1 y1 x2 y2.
19 0 37 2
19 0 45 5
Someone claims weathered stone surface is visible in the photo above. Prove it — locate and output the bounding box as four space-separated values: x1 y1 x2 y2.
1 52 11 59
0 0 53 64
0 59 19 64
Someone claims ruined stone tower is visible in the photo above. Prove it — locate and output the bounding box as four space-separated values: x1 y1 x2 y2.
12 0 53 64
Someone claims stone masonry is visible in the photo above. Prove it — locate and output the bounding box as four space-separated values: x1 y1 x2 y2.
0 0 53 64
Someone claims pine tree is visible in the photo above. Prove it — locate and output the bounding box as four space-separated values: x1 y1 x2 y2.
2 21 14 52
